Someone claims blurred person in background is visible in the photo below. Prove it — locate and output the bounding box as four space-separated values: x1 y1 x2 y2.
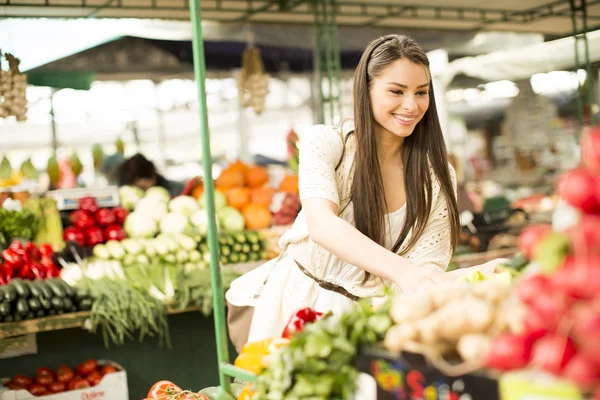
117 153 183 197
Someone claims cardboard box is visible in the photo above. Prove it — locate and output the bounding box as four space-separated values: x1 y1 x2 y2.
0 361 128 400
355 347 499 400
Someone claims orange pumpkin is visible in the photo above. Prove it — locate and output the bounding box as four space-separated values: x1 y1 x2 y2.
278 175 299 194
245 166 269 188
216 169 245 189
228 159 249 174
251 186 275 207
226 187 251 210
242 203 272 230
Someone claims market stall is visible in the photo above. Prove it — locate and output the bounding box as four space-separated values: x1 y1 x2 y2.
1 1 600 400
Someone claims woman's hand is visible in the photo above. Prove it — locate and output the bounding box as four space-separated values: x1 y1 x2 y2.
390 260 446 290
444 258 509 281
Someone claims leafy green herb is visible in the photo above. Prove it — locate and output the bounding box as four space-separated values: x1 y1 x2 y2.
254 297 392 400
0 208 40 244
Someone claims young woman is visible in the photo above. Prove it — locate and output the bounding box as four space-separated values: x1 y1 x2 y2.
226 34 502 345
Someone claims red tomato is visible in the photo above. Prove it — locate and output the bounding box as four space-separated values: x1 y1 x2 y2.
36 374 54 386
78 196 99 214
112 207 129 225
4 381 26 390
56 366 75 383
13 374 32 387
27 383 47 396
36 367 54 376
147 380 182 398
101 365 118 375
86 371 102 387
77 359 98 376
69 378 91 391
48 381 66 393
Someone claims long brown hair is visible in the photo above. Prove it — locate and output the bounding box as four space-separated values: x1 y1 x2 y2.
350 34 460 266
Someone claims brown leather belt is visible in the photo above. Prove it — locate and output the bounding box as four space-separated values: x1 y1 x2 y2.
294 259 361 301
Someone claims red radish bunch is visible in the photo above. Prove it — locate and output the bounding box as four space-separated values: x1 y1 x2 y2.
486 126 600 394
63 197 128 247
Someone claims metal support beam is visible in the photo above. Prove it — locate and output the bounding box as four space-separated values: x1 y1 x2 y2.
11 0 600 31
312 0 342 126
569 0 595 127
188 0 235 398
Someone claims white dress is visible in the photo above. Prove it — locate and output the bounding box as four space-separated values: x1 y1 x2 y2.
225 124 456 342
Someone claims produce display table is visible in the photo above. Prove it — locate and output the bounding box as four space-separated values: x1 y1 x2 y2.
0 311 236 400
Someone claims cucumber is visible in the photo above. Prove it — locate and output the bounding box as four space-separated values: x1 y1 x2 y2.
251 243 261 252
46 280 66 298
241 244 251 254
39 297 52 311
0 287 6 301
35 280 53 299
56 280 75 298
4 315 14 322
0 302 11 316
75 288 90 301
62 297 73 310
29 281 42 298
77 298 93 311
16 298 29 315
3 285 17 302
234 233 247 243
246 231 260 244
10 279 30 298
28 298 41 312
51 297 64 310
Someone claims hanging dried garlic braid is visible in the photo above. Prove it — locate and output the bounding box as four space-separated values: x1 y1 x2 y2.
237 46 269 115
0 51 28 121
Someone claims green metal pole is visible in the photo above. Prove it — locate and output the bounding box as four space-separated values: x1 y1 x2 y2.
330 0 343 120
313 0 325 124
582 0 594 121
188 2 233 399
322 0 335 124
570 0 584 126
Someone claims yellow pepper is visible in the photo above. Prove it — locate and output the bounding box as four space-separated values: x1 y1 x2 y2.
234 338 291 374
237 383 257 400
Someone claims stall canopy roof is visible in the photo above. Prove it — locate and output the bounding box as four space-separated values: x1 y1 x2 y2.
442 28 600 84
1 0 599 37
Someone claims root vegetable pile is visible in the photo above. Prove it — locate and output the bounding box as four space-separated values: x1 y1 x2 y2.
384 280 519 375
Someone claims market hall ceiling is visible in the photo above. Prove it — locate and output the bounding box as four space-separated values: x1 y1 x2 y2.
1 0 599 37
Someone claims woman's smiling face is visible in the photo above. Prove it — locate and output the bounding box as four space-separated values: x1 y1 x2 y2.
369 58 430 139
